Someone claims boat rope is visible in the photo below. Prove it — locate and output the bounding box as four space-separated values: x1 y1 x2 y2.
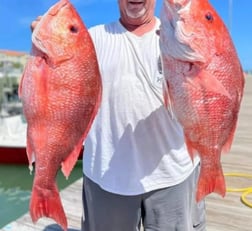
224 172 252 208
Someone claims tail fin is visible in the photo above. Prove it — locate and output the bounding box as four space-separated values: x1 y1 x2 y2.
30 183 67 231
196 164 226 202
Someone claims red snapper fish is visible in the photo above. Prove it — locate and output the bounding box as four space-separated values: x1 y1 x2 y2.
159 0 245 202
18 0 102 230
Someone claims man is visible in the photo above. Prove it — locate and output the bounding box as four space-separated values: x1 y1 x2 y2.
82 0 206 230
32 0 206 230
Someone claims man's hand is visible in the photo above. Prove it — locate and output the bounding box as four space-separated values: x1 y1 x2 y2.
30 16 42 32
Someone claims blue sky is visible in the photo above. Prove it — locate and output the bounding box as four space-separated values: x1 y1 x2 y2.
1 0 251 70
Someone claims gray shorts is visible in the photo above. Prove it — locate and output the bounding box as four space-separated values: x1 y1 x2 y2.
81 165 206 231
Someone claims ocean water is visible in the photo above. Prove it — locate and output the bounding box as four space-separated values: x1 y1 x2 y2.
0 161 82 228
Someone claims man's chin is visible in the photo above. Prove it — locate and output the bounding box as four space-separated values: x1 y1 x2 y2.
126 8 146 19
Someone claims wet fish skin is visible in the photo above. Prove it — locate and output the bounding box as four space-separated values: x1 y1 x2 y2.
160 0 245 202
19 0 102 230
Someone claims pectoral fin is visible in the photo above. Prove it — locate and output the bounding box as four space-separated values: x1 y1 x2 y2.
163 79 176 119
188 70 231 99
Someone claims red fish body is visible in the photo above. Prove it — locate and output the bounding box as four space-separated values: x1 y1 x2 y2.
160 0 244 201
18 0 102 230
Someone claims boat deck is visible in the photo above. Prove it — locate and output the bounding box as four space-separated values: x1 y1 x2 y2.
2 77 252 231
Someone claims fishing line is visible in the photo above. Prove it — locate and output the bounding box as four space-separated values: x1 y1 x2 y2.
224 172 252 208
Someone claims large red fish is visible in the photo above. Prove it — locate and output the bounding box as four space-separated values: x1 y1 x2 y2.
18 0 102 230
159 0 245 202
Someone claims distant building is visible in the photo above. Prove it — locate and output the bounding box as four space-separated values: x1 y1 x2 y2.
0 49 29 80
0 49 28 66
0 50 29 109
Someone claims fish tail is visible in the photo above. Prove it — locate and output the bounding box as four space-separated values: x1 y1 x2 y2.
196 164 226 202
30 183 67 231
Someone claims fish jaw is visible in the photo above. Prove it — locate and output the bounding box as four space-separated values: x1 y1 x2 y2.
31 0 77 66
32 0 68 54
160 0 206 63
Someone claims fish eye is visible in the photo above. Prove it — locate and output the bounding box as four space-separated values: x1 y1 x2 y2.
69 25 79 33
205 12 214 22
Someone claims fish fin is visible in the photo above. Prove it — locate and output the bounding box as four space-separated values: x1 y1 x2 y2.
189 71 231 99
184 136 197 162
61 84 101 178
196 163 226 202
30 183 67 231
61 84 102 178
222 122 237 154
18 67 27 99
163 79 169 107
61 143 83 179
26 135 35 174
162 79 175 119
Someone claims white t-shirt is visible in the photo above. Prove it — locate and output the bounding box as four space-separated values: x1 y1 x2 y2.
83 18 199 195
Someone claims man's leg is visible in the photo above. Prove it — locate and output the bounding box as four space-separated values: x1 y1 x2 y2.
142 165 206 231
81 176 142 231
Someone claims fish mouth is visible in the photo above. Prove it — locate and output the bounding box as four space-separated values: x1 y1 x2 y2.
32 0 70 57
32 31 48 56
48 0 69 16
160 0 205 63
31 0 73 67
164 0 192 19
162 0 192 39
166 0 191 9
